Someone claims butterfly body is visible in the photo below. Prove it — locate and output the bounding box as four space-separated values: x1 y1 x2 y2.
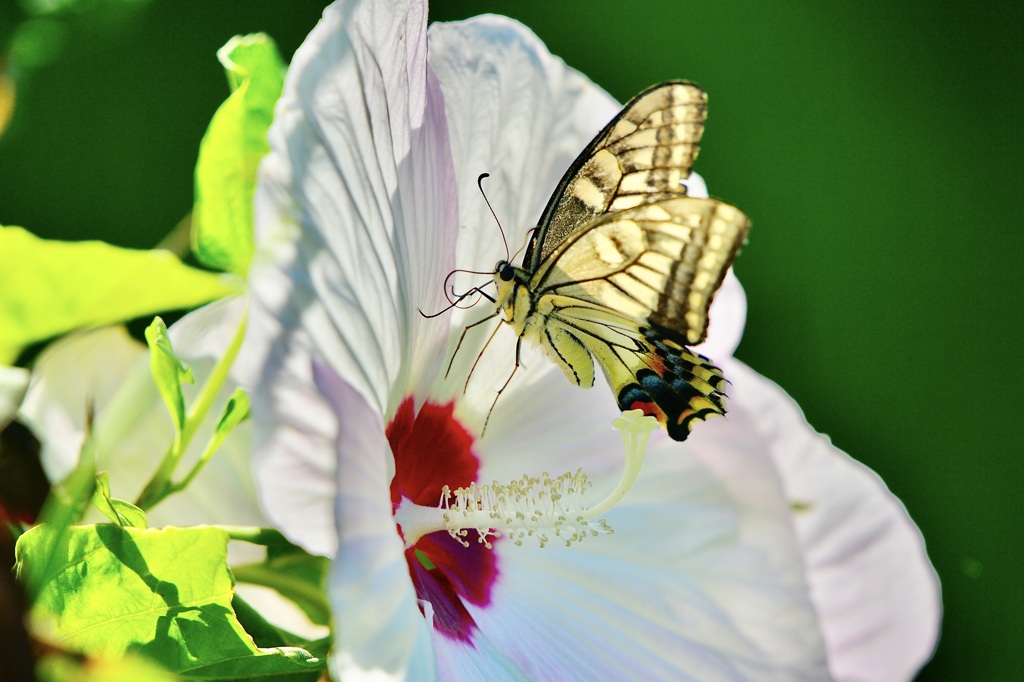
486 81 750 441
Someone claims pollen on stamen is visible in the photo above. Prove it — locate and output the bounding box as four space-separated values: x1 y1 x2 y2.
440 470 613 549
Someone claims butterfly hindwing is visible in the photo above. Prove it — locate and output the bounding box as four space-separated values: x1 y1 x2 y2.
529 298 728 440
521 197 747 440
525 81 708 270
612 329 728 440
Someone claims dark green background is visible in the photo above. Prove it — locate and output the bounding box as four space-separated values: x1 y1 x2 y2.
2 1 1020 678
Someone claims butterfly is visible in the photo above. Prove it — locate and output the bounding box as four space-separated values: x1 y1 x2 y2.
449 81 750 441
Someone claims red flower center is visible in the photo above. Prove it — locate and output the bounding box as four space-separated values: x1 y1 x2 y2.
387 398 499 643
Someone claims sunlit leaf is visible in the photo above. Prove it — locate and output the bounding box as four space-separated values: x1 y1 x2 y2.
36 652 178 682
91 472 148 528
144 317 194 433
0 226 240 363
193 33 285 275
16 524 325 680
216 387 250 439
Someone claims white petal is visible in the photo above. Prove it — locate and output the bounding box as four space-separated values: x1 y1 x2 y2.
249 0 456 417
428 16 619 277
426 15 622 410
471 393 830 680
313 361 434 682
430 633 526 681
1 365 30 430
723 359 940 680
21 325 151 483
243 0 458 552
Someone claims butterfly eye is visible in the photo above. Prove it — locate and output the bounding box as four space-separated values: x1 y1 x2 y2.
498 262 515 282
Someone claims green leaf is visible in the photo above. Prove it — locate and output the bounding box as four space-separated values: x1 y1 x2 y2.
216 387 251 435
16 524 325 681
36 652 179 682
193 33 285 276
91 472 148 528
233 545 331 627
144 317 194 433
0 225 240 363
26 423 98 601
172 387 250 496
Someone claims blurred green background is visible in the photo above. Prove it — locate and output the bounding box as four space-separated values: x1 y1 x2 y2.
1 0 1020 678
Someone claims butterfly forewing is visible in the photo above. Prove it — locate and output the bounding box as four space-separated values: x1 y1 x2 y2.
526 81 708 269
533 197 750 346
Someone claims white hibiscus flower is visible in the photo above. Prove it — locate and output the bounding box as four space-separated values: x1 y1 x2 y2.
239 0 940 680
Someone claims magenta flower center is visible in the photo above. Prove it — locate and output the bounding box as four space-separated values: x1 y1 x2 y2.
387 398 499 643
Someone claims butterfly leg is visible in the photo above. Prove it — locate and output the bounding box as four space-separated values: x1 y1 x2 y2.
463 318 504 393
445 312 499 380
481 336 522 437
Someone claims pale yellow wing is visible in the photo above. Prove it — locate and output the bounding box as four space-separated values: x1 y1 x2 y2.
525 81 707 270
532 196 750 346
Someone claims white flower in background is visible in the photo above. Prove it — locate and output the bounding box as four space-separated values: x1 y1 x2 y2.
19 297 265 532
238 0 940 679
0 366 29 430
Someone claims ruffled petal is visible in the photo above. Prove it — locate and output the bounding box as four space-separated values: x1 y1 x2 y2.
249 0 456 416
722 359 940 680
313 361 435 682
428 16 618 276
242 0 457 553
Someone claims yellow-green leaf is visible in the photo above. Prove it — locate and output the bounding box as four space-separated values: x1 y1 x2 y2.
17 524 324 679
0 226 240 363
192 33 285 275
144 317 194 433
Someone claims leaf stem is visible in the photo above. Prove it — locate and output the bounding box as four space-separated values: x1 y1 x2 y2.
136 302 248 510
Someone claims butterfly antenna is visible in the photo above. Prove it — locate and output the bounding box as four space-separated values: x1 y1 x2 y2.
418 268 496 318
477 173 510 262
511 226 538 262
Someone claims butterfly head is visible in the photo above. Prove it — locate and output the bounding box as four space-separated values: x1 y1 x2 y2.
492 259 515 305
492 259 529 323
